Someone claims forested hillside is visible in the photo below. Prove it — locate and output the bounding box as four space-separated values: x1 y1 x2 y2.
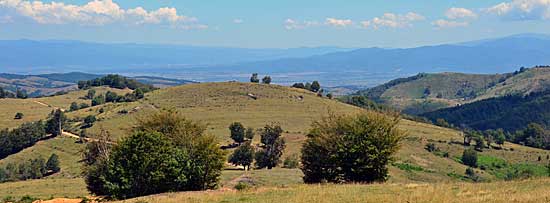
357 66 550 114
422 90 550 132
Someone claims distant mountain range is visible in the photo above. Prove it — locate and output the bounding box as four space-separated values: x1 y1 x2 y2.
0 72 194 97
2 33 550 87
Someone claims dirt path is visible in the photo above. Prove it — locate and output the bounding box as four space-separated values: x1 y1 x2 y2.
33 100 51 108
61 131 116 144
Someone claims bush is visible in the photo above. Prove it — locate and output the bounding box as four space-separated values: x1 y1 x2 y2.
99 132 191 199
425 143 437 152
234 182 251 191
46 154 60 173
462 148 478 167
283 155 299 169
229 122 245 143
301 112 404 183
84 111 226 199
14 112 24 120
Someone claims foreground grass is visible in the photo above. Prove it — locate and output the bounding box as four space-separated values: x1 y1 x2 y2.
0 178 87 199
116 178 550 203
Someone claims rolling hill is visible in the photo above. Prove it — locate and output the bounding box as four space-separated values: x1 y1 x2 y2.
0 72 194 97
1 81 550 201
357 67 550 115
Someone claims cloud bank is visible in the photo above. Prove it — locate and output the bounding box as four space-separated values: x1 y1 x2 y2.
0 0 206 29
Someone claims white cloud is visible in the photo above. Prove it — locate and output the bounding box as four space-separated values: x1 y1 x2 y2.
233 19 243 24
432 7 477 29
0 0 206 29
361 12 425 29
284 18 319 30
325 18 353 27
487 0 550 20
432 19 469 28
446 7 478 19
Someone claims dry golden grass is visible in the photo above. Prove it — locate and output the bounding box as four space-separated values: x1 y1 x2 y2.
115 178 550 203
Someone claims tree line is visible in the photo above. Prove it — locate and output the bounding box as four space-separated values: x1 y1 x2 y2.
0 154 60 183
77 74 156 92
0 109 66 159
0 87 28 99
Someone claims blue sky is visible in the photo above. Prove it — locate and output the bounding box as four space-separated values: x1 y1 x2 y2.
1 0 550 48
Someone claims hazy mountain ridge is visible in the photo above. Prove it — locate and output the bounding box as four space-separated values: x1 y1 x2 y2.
0 72 195 97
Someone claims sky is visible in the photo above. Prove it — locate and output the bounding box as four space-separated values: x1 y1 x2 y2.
1 0 550 48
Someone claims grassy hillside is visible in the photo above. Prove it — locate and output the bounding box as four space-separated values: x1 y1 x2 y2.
75 82 550 183
358 67 550 114
1 81 550 201
80 82 361 142
0 87 131 129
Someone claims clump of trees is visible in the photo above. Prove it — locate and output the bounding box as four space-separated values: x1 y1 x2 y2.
82 111 226 199
0 154 60 183
255 124 286 169
0 110 67 159
77 74 155 92
91 90 146 107
0 121 46 159
229 122 255 144
0 87 27 99
250 73 272 84
292 81 321 93
301 112 404 183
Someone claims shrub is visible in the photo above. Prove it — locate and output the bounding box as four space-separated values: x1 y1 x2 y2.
425 143 437 152
283 154 300 169
301 112 404 183
14 112 24 120
83 115 97 128
135 111 225 191
462 148 478 167
234 182 251 191
99 132 191 199
229 122 245 144
46 154 60 173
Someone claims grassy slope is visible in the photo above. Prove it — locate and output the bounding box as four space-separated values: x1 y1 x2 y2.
118 178 550 203
1 82 550 200
83 82 361 143
0 87 131 130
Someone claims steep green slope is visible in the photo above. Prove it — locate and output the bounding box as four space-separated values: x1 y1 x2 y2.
357 67 550 114
422 90 550 132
